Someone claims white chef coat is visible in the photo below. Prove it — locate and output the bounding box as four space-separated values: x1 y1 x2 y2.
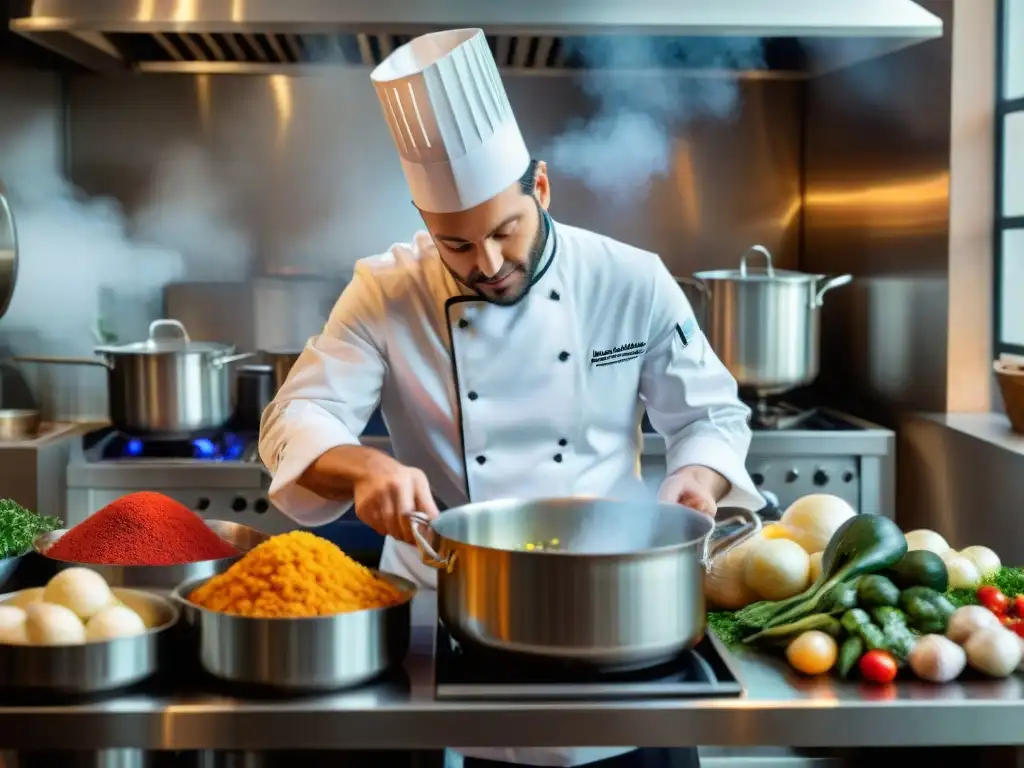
259 217 762 767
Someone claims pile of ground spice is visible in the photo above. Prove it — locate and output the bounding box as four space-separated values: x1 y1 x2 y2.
47 491 238 565
189 530 406 618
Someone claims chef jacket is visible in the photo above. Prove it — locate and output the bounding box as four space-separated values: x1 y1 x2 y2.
260 217 763 591
259 218 761 768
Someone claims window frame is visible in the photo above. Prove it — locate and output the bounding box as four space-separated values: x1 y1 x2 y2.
995 0 1024 356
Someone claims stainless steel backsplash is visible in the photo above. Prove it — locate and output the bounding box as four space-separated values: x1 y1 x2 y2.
0 68 803 417
803 0 954 422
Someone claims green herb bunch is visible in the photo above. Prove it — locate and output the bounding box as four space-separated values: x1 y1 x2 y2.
0 499 62 559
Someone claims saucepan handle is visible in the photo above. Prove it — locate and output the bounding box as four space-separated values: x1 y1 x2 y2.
211 351 257 368
813 274 853 308
701 508 763 571
404 511 455 573
674 275 709 297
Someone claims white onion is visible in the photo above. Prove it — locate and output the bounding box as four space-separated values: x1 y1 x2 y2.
943 553 982 589
779 495 856 553
908 635 966 683
959 546 1001 579
704 535 763 610
965 628 1023 678
946 605 1002 645
904 529 952 555
744 539 810 601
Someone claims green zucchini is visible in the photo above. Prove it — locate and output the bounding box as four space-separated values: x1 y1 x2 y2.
856 574 901 608
883 550 949 592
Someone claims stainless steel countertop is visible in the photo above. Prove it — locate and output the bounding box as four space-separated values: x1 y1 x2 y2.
0 593 1021 751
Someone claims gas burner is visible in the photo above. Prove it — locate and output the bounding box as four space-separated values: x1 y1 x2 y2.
743 400 865 432
750 401 817 430
433 624 743 700
83 428 257 462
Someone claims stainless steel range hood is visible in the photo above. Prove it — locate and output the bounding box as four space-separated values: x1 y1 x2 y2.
8 0 943 77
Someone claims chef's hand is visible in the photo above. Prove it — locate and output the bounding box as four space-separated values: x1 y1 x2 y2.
657 465 731 518
352 454 440 544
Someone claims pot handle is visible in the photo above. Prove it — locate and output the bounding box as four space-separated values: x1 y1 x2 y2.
813 274 853 308
674 275 709 297
148 319 190 343
211 351 257 369
404 511 455 572
8 355 113 370
739 245 775 278
701 507 763 572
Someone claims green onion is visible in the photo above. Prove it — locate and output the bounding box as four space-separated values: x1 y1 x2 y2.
0 499 62 559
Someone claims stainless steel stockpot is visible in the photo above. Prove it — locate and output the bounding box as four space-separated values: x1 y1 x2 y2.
13 319 253 435
678 245 852 397
406 497 761 669
172 572 417 692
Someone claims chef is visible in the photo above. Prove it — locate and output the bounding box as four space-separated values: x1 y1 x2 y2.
260 27 761 768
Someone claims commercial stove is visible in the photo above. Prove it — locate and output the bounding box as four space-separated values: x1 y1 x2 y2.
433 624 743 701
63 427 293 531
641 400 895 518
64 427 387 561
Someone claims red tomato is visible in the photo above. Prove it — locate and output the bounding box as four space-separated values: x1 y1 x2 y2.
1013 621 1024 640
978 585 1010 615
1013 595 1024 617
858 649 898 684
1001 615 1018 628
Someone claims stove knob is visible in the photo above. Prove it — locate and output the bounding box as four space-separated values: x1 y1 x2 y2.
813 469 830 487
785 469 799 483
195 497 210 511
231 497 248 512
253 499 269 514
751 472 765 487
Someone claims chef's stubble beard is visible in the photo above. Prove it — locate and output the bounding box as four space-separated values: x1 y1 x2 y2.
444 197 549 307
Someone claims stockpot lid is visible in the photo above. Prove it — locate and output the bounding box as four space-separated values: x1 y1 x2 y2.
693 245 821 284
95 319 233 355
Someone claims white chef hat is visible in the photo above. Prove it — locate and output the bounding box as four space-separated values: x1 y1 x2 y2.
370 29 531 214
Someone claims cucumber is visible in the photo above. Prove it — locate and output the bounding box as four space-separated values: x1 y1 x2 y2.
856 574 901 608
883 550 948 592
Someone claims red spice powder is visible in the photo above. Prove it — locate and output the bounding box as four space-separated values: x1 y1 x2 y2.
47 491 238 565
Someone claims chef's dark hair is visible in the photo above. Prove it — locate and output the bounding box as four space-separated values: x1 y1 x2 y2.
519 159 541 195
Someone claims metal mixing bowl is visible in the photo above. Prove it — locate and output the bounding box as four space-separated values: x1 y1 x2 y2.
0 587 179 693
0 553 24 592
173 572 416 692
32 520 270 592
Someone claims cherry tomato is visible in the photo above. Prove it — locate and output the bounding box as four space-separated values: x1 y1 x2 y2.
1012 621 1024 640
858 649 898 684
977 585 1010 615
1013 595 1024 617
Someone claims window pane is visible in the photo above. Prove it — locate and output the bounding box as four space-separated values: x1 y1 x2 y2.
1001 229 1024 345
1005 112 1024 216
1009 0 1024 98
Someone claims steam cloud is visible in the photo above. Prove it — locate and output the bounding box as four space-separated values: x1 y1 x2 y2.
0 117 184 351
544 37 764 202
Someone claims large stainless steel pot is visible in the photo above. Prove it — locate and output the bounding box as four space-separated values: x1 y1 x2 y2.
678 246 852 397
0 179 18 321
261 348 301 391
13 319 253 435
406 498 761 668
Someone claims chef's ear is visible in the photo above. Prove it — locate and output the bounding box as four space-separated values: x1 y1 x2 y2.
533 161 551 211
